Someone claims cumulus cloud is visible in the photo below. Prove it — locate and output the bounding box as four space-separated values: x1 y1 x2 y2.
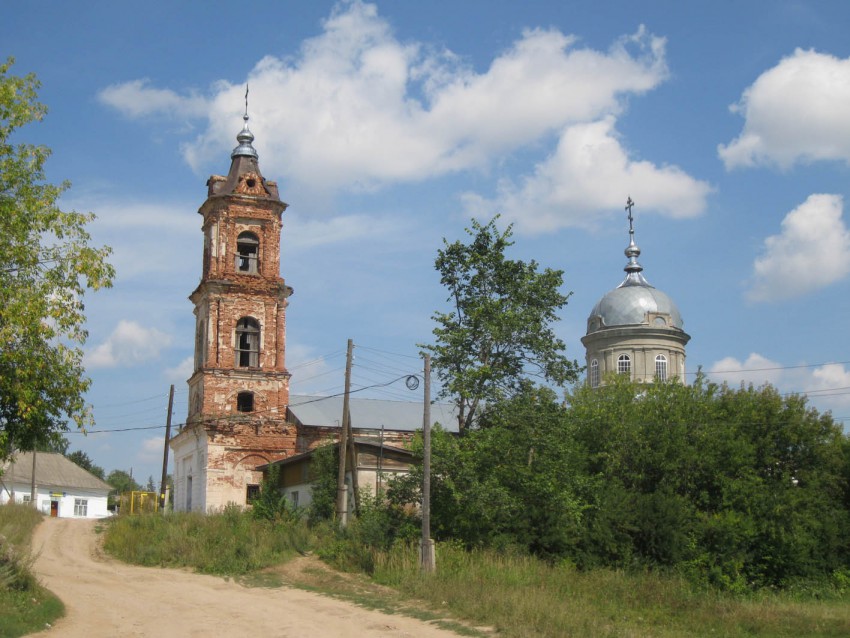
164 356 194 383
708 353 785 388
285 212 402 250
99 1 671 197
99 79 209 119
747 194 850 302
86 320 172 368
709 354 850 412
61 196 199 282
463 117 711 233
719 49 850 169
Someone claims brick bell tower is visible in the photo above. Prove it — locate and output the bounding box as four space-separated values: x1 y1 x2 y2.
171 111 295 512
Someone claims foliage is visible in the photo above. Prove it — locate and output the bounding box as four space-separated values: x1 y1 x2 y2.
0 58 114 460
106 469 141 509
0 503 64 637
65 450 105 480
567 375 850 589
251 464 301 523
390 386 587 557
307 442 339 523
390 375 850 592
370 541 850 638
103 506 311 575
421 217 580 431
315 491 419 574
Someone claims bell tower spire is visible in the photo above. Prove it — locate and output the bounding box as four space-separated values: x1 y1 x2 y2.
171 108 295 512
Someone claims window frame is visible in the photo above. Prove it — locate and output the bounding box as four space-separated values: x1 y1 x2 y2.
590 359 599 388
236 231 260 274
655 354 668 381
235 317 260 368
617 354 631 377
236 391 255 413
74 498 88 517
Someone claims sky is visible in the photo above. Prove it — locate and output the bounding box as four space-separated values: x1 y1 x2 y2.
4 0 850 484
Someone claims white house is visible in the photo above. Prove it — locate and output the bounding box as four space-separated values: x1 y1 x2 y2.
0 451 112 518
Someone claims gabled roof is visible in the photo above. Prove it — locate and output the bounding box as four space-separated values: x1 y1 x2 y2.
288 395 459 432
1 452 112 493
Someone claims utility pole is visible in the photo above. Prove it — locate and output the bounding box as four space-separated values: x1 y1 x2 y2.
30 448 37 507
420 353 435 572
346 408 361 515
159 384 175 512
336 339 354 525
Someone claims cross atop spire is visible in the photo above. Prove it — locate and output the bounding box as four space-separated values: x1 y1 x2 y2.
231 86 258 160
619 196 650 286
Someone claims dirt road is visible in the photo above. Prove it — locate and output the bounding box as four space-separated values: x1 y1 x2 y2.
32 518 460 637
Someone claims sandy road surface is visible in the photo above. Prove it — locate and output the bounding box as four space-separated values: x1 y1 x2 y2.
31 518 460 638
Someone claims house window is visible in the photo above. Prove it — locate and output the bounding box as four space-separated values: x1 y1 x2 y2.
235 317 260 367
22 494 31 504
655 354 668 381
74 499 88 517
237 391 254 413
290 491 299 507
246 484 260 503
236 232 259 274
618 354 631 376
590 359 599 388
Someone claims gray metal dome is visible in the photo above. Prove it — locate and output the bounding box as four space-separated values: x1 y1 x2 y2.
586 198 684 334
587 280 684 332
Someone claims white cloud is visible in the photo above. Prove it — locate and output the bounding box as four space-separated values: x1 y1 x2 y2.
719 49 850 169
709 355 850 413
708 353 784 388
99 1 669 194
164 356 194 383
747 194 850 302
98 79 209 119
62 196 199 282
463 117 711 233
86 320 172 368
139 437 165 464
285 211 402 250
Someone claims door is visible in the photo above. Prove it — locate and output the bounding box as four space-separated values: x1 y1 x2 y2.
50 500 59 517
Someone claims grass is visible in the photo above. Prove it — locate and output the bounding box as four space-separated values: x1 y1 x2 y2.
103 504 312 575
102 511 850 637
0 504 64 638
369 542 850 637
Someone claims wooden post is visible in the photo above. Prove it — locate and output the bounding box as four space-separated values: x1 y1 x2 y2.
336 339 354 524
421 353 435 572
159 384 175 511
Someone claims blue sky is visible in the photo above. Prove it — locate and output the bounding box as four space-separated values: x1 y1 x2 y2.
4 1 850 484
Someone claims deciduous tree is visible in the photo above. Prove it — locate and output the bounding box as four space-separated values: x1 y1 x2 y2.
0 58 114 459
422 217 579 431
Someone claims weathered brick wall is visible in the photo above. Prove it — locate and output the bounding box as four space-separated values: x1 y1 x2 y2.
203 419 296 508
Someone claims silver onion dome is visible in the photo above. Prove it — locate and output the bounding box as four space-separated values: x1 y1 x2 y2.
586 199 684 333
231 114 259 160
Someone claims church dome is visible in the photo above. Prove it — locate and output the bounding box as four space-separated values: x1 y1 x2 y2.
585 199 685 335
587 280 683 333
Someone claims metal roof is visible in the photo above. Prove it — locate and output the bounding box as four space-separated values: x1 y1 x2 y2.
288 394 459 432
1 452 112 493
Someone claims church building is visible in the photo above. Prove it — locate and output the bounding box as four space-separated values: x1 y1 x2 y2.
170 113 296 512
581 200 690 386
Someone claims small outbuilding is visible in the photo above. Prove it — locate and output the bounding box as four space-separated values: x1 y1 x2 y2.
0 451 112 518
